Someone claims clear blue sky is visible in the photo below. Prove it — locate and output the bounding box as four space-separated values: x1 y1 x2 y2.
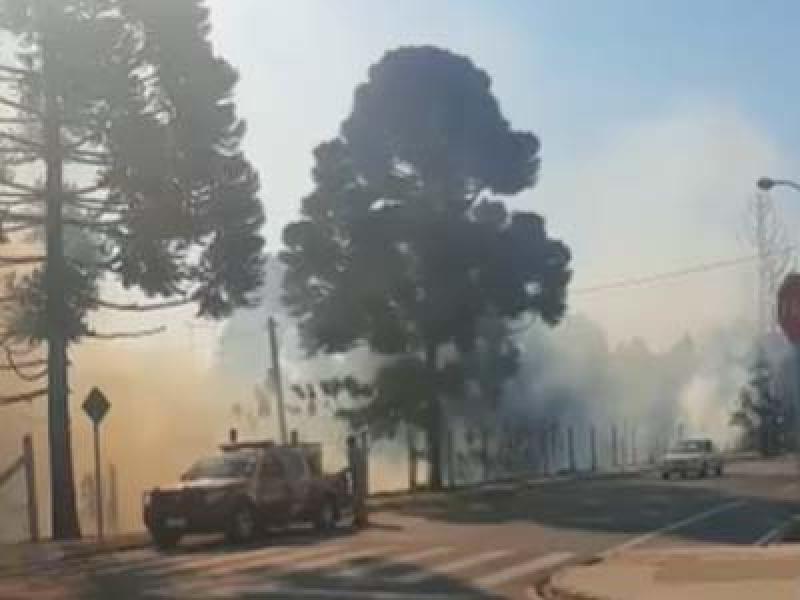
208 0 800 346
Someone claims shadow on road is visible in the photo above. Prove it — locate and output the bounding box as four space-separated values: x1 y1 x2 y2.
373 471 800 546
73 525 500 600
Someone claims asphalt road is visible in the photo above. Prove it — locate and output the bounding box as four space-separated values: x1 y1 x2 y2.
3 458 799 600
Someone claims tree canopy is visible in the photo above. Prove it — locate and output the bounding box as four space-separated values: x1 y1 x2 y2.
282 46 571 488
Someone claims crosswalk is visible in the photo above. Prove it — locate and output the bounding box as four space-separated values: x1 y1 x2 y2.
28 539 575 599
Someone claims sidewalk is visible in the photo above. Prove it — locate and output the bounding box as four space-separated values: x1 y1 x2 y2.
0 532 149 576
547 546 800 600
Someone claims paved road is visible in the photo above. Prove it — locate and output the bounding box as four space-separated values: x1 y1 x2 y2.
2 459 798 600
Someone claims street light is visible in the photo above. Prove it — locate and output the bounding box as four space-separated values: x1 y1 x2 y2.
757 177 800 193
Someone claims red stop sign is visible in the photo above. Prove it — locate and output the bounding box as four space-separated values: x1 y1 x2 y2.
778 273 800 343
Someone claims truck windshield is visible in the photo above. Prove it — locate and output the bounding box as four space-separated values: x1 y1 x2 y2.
671 440 709 453
183 455 255 480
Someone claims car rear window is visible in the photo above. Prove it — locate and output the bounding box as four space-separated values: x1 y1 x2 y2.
672 440 710 453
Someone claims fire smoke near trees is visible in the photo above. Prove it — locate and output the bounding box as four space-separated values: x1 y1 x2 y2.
0 0 265 539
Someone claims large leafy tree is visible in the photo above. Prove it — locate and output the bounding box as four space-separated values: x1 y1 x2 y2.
282 46 571 489
0 0 265 538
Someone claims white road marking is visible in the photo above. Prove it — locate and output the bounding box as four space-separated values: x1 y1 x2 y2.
755 520 789 546
199 542 352 577
335 546 453 578
525 586 546 600
473 551 574 588
288 546 397 571
95 551 200 575
145 582 483 600
388 549 511 585
139 546 291 577
602 500 747 556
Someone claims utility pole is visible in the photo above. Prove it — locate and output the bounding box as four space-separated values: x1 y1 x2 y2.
92 422 104 539
267 317 288 445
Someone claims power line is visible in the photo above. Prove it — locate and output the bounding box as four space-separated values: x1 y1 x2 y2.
572 255 758 296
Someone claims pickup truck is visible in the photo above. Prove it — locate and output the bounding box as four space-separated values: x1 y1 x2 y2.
660 438 724 480
143 441 351 549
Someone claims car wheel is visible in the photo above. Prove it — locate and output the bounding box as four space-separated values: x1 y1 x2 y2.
151 528 182 551
227 503 258 544
315 496 338 532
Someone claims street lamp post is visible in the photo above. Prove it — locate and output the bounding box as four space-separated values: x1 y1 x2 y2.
757 177 800 193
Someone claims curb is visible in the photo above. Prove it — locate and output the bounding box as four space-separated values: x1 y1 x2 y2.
369 467 655 509
0 534 150 577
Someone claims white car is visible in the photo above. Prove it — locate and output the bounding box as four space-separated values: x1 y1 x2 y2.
660 438 723 479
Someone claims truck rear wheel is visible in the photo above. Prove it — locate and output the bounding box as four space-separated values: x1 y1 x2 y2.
315 497 338 532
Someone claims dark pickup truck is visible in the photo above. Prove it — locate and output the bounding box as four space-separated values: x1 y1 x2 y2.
143 441 351 549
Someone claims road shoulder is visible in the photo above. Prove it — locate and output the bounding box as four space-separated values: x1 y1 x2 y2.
544 546 800 600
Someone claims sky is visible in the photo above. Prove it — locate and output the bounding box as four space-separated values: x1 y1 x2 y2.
203 0 800 350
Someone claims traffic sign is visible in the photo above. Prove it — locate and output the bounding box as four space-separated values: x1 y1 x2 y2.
778 273 800 343
82 387 110 424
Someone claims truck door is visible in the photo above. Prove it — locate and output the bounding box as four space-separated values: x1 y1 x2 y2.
257 452 291 525
278 449 313 519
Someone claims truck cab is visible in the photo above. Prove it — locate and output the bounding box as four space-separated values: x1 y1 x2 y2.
143 440 349 549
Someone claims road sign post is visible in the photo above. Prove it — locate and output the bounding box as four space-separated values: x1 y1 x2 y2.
82 388 110 539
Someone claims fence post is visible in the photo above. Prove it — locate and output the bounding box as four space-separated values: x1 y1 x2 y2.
612 425 619 468
22 435 38 542
590 426 598 472
550 424 559 472
541 428 550 476
447 428 455 489
408 429 417 491
568 427 576 472
480 428 489 483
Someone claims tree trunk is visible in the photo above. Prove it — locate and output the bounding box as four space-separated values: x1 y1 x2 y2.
424 342 443 490
44 53 81 539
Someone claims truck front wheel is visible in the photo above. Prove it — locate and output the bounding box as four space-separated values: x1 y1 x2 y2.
227 503 258 544
151 528 182 551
